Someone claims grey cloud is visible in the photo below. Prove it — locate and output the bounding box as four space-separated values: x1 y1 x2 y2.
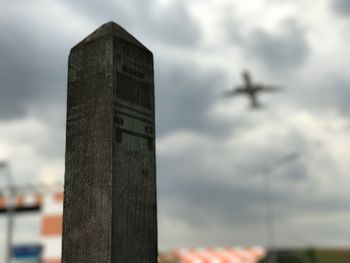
320 76 350 115
158 150 349 236
150 1 201 46
155 59 228 136
0 16 69 120
246 21 310 70
329 77 350 116
157 119 348 235
279 162 308 181
159 175 287 227
30 105 66 159
225 18 310 71
332 0 350 16
289 74 350 117
62 0 202 47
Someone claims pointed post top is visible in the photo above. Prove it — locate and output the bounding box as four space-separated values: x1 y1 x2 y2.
72 21 150 51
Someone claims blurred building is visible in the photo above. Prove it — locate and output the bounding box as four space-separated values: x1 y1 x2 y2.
0 188 63 263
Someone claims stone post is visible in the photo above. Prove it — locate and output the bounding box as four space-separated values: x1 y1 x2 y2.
62 22 157 263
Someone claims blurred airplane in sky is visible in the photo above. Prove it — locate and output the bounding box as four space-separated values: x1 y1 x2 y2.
224 71 281 109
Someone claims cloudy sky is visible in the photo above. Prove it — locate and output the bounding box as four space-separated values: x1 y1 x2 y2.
1 0 350 257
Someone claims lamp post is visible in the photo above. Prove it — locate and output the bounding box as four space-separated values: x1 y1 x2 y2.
259 153 300 263
0 161 14 263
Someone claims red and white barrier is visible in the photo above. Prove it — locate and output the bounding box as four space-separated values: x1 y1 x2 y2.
40 193 63 263
0 194 42 210
171 247 266 263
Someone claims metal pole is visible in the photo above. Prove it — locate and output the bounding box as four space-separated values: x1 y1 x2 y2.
6 187 14 263
0 162 14 263
263 168 277 263
261 153 300 263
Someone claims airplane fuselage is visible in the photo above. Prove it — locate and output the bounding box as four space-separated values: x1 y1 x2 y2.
242 72 260 108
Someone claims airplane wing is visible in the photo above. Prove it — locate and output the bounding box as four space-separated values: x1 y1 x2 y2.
223 87 247 98
257 85 281 92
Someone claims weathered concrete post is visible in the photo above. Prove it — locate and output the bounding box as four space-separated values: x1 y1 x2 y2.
62 22 157 262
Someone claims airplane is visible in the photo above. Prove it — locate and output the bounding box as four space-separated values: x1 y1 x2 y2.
224 71 280 109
